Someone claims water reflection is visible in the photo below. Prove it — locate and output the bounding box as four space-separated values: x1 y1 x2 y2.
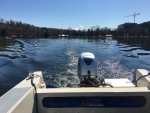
114 37 150 65
0 38 26 59
115 37 150 50
0 39 15 47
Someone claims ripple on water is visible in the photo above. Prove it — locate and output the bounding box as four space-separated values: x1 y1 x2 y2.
44 58 134 87
139 56 150 65
44 48 80 87
98 60 134 81
0 57 12 70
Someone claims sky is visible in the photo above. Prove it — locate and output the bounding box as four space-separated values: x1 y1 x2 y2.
1 0 150 30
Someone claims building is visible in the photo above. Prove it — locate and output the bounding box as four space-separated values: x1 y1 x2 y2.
118 23 137 29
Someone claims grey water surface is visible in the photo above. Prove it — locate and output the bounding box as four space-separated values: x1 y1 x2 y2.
0 37 150 96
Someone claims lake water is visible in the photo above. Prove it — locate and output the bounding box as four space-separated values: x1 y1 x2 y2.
0 37 150 96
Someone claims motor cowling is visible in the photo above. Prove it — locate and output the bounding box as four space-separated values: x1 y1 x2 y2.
78 52 97 82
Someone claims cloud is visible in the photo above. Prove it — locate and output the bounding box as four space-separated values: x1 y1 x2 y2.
74 26 83 31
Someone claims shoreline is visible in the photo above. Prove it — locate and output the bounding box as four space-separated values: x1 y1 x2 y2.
0 35 150 39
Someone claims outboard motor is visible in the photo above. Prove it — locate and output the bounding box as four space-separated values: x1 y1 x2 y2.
78 52 97 82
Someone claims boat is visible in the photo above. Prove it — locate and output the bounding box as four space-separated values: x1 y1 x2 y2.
105 34 112 37
58 34 69 37
0 52 150 113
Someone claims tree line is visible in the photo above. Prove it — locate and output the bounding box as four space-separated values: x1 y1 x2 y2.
0 18 150 38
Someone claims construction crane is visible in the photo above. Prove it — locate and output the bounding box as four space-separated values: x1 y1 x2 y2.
124 12 140 23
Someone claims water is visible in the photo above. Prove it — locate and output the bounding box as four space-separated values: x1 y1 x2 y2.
0 37 150 96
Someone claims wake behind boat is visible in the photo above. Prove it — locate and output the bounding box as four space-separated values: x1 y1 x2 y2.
0 52 150 113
